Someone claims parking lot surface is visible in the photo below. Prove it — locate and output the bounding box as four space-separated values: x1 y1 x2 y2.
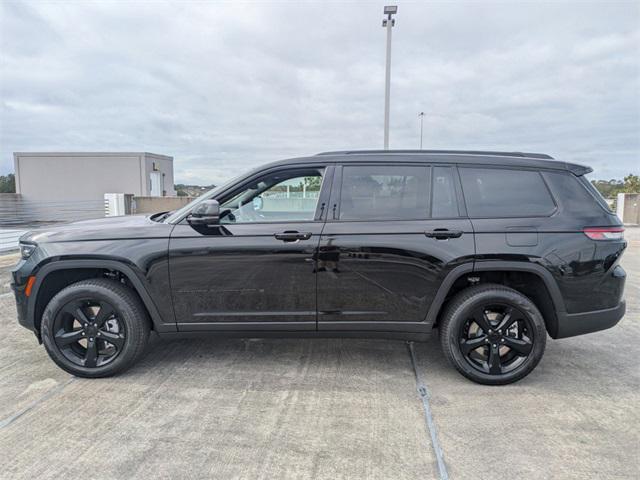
0 230 638 479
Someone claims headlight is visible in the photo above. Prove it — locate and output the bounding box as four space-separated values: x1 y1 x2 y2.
19 242 37 259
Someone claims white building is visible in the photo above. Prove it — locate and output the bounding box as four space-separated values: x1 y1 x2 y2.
13 152 176 203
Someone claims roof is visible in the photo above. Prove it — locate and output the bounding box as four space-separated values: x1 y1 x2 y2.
265 150 592 175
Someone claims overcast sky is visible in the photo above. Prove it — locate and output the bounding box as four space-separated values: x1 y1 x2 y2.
1 0 639 185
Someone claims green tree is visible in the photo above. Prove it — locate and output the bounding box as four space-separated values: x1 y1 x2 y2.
623 174 640 193
0 174 15 193
591 179 623 198
304 175 322 192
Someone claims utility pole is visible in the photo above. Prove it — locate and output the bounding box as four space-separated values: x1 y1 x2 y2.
382 6 397 150
418 112 425 149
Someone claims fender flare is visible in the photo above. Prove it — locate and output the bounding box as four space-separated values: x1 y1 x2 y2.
29 259 176 333
425 261 566 335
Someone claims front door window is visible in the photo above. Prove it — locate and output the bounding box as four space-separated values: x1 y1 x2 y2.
220 169 324 223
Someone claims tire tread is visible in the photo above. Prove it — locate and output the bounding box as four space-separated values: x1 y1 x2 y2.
41 278 150 378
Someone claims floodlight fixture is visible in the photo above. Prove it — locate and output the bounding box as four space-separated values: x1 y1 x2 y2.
384 5 398 15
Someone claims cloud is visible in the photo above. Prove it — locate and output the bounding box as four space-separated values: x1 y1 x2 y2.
1 0 638 184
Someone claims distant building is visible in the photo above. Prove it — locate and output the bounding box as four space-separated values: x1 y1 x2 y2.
13 152 176 203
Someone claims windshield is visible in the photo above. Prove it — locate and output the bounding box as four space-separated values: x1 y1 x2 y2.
164 169 255 223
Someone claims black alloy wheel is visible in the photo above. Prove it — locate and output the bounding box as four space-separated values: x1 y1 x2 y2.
439 284 547 385
459 303 534 376
52 299 126 368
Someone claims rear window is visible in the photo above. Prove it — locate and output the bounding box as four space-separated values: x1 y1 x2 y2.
460 167 556 217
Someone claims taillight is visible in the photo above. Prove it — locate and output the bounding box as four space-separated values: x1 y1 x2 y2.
583 227 624 240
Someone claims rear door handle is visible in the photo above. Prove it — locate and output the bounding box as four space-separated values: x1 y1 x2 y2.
424 229 463 239
274 231 312 242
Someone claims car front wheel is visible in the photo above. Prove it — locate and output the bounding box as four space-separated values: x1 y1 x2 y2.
439 284 547 385
41 278 150 378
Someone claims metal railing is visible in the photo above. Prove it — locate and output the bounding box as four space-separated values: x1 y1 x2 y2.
0 194 105 251
0 229 25 252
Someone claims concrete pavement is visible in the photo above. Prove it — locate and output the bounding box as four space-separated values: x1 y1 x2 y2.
0 230 638 479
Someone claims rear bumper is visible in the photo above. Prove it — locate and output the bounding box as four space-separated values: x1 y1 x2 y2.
555 300 626 339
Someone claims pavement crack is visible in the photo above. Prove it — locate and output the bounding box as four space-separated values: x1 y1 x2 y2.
0 377 75 429
407 341 449 480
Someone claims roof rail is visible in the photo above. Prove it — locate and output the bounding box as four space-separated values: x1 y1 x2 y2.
315 149 554 160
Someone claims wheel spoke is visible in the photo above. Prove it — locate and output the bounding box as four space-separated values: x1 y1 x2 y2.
503 336 533 356
471 307 492 332
99 331 124 350
488 344 502 374
95 303 115 327
74 307 91 325
55 329 84 346
495 308 516 332
84 339 99 367
460 336 487 355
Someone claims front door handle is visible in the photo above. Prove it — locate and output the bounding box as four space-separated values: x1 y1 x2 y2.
424 229 463 239
274 231 312 242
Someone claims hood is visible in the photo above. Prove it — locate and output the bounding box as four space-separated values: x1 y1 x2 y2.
21 214 172 244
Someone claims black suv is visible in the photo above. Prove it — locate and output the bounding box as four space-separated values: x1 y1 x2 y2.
12 150 627 384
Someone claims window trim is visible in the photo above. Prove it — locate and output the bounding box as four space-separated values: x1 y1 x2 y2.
457 165 558 219
328 163 433 223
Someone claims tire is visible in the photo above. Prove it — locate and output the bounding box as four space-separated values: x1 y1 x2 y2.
439 284 547 385
41 278 150 378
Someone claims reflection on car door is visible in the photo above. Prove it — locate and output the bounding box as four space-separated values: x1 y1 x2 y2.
169 166 333 331
317 164 474 333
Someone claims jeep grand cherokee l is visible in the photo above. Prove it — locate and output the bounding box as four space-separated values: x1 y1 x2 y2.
12 150 627 384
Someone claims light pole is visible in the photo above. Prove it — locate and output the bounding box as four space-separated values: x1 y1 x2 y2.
382 5 397 150
418 111 425 149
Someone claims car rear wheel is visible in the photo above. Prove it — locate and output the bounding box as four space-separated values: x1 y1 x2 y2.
439 284 547 385
41 278 150 378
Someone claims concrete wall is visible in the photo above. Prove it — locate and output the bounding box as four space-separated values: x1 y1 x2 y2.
132 196 195 214
14 152 174 203
617 193 640 225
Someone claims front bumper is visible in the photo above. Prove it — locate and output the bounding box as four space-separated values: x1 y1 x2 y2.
11 253 39 335
555 300 626 339
11 281 34 332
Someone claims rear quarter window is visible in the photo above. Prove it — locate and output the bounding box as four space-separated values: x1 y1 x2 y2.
542 171 616 216
578 175 614 212
459 167 556 217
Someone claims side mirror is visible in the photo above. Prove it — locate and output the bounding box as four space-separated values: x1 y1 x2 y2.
187 200 220 226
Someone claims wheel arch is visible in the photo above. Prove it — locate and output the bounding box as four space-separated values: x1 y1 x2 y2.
30 259 174 335
427 261 566 338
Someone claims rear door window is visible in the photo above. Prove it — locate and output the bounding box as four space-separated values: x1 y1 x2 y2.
432 166 459 218
460 167 555 217
339 165 430 220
